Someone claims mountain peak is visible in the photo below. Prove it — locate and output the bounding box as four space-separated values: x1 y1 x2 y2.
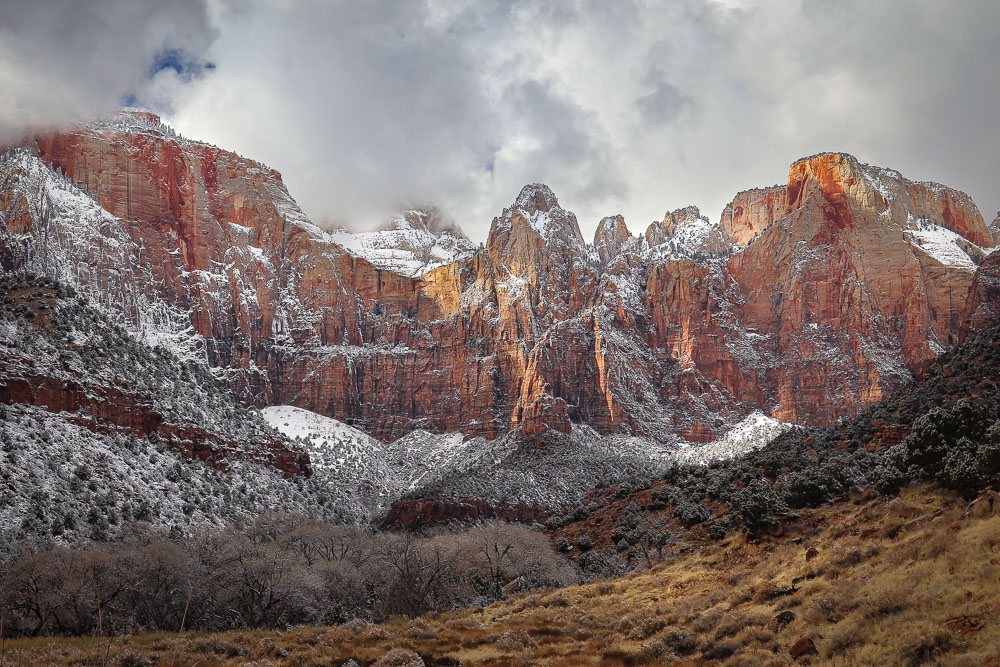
789 151 859 169
514 183 560 215
115 107 162 124
785 152 995 247
594 214 632 262
488 183 584 249
645 205 708 244
331 207 476 277
644 206 730 258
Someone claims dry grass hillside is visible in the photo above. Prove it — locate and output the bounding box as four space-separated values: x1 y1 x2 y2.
5 484 1000 666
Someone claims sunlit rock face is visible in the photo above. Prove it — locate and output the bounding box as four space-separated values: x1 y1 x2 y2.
721 185 788 246
721 152 993 425
7 113 997 444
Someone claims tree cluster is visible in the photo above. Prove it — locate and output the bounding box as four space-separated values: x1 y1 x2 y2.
0 517 576 637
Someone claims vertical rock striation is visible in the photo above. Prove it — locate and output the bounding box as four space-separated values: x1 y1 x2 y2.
4 113 997 446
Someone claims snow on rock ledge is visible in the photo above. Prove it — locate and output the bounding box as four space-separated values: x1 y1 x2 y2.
327 209 476 277
672 412 794 465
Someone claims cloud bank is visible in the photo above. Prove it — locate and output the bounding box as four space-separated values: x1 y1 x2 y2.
3 0 999 240
0 0 216 142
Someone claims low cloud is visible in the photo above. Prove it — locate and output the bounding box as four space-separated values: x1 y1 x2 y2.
0 0 216 144
4 0 1000 239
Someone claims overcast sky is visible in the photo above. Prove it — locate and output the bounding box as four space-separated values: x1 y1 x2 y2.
2 0 999 241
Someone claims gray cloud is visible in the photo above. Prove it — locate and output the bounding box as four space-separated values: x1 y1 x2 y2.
4 0 1000 240
0 0 216 144
636 66 696 128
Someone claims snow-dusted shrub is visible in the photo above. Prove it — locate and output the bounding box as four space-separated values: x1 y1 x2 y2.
730 479 787 533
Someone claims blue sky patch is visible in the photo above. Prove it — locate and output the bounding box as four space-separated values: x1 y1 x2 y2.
148 48 215 81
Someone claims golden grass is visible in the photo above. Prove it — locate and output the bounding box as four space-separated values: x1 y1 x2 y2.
4 485 1000 666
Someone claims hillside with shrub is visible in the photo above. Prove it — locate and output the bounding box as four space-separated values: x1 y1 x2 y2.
6 485 999 665
0 275 357 550
545 323 1000 576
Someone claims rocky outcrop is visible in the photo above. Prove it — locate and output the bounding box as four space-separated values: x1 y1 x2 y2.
645 205 730 257
789 637 818 659
5 112 998 446
593 214 631 263
721 185 787 246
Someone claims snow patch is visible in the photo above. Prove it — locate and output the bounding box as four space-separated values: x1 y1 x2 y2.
905 221 982 271
672 412 794 465
328 212 475 277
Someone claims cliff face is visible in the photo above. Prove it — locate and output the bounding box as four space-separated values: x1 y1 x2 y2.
721 185 788 245
593 215 631 263
25 113 503 440
720 153 992 425
5 113 998 445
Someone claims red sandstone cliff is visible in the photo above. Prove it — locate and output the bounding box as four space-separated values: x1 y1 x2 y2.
5 114 998 445
721 185 787 246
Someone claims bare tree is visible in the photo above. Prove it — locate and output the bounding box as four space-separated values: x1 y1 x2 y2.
458 522 578 593
375 532 462 617
0 515 577 635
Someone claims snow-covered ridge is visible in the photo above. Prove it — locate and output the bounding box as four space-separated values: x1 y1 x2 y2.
262 405 485 517
91 108 193 143
262 405 794 517
327 209 476 277
644 206 731 262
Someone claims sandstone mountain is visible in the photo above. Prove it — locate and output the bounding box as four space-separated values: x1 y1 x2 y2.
2 110 997 449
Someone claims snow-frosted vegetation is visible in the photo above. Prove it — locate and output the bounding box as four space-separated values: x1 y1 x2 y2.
0 274 353 550
264 404 795 520
671 412 794 465
0 403 343 557
0 274 290 453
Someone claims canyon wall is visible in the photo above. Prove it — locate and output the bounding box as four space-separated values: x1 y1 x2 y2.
5 115 997 444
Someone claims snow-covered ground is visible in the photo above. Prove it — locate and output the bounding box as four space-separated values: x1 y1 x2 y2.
262 406 489 517
262 405 794 518
0 404 348 557
262 405 404 512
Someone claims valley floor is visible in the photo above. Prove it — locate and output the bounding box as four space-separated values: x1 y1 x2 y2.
4 485 1000 666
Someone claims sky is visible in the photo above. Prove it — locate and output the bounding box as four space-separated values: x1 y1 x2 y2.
1 0 999 242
